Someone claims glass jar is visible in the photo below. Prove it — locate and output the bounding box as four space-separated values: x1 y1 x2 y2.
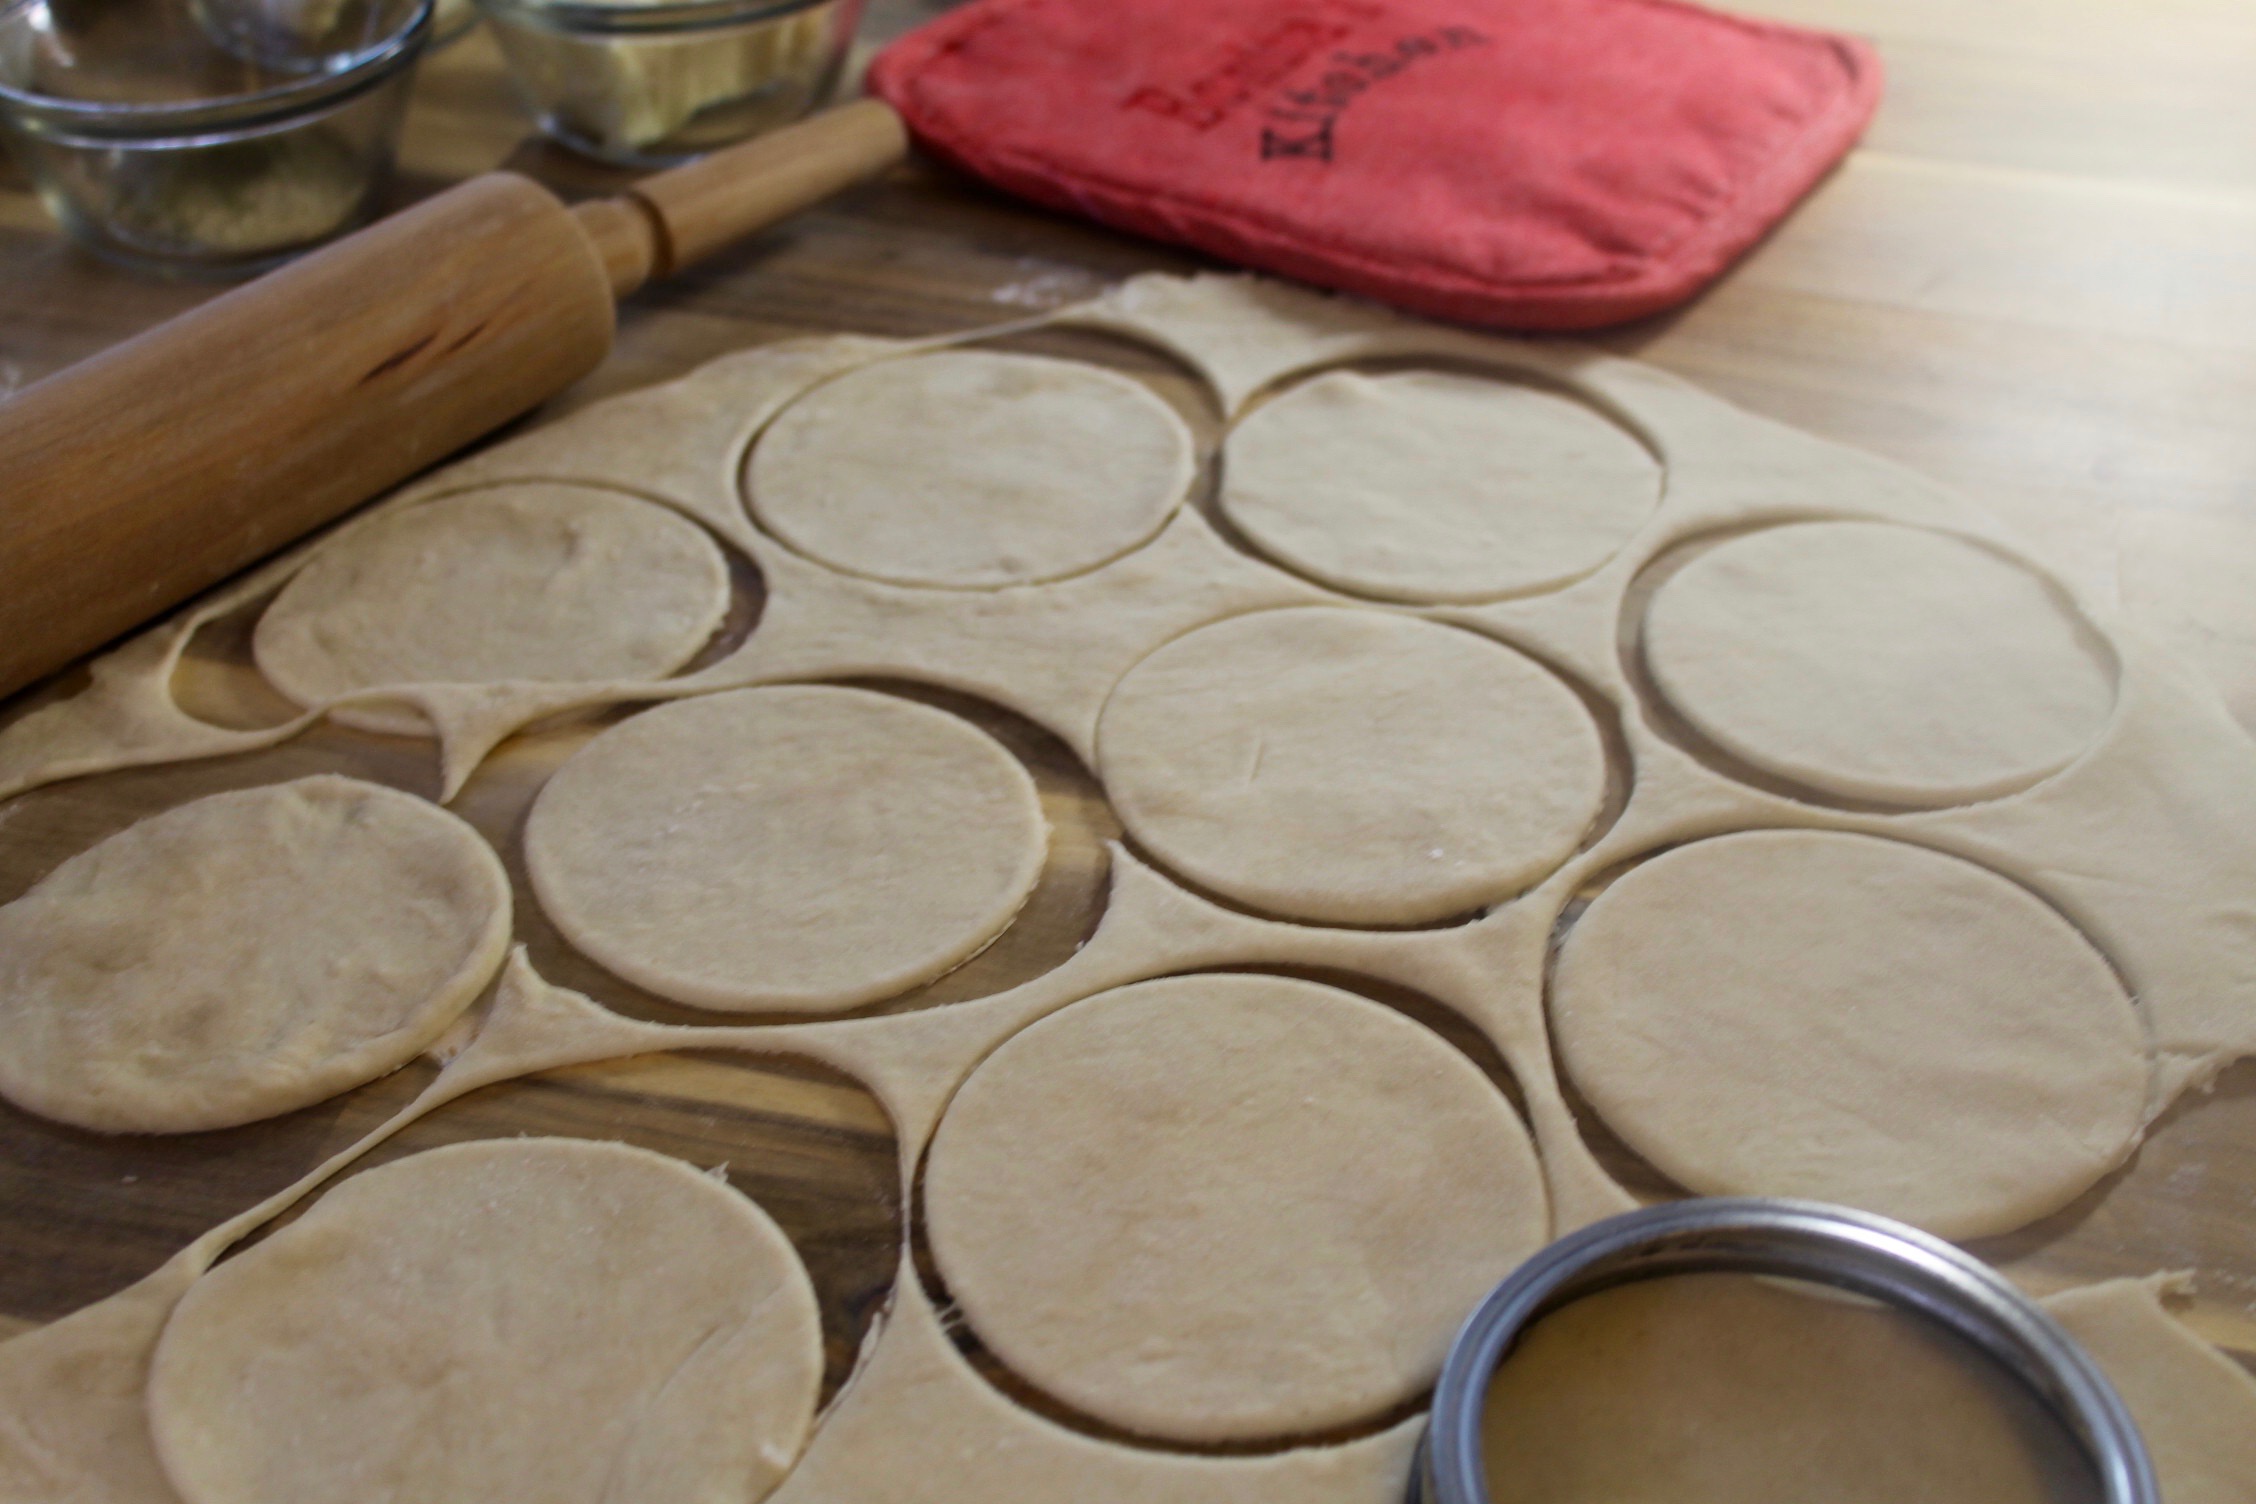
0 0 431 276
477 0 862 167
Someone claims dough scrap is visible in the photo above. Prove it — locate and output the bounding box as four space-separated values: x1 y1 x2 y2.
525 685 1047 1012
1551 830 2149 1238
745 350 1195 588
1097 606 1606 925
146 1137 822 1504
2042 1278 2256 1504
1221 369 1659 603
923 973 1548 1442
1640 520 2117 805
0 775 510 1134
254 483 732 736
1481 1273 2089 1504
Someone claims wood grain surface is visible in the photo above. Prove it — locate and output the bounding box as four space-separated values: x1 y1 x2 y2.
1 0 2252 1414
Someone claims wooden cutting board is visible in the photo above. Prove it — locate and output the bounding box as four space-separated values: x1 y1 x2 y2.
1 0 2251 1429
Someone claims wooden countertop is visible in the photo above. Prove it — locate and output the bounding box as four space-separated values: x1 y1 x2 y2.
2 0 2252 1396
6 0 2254 721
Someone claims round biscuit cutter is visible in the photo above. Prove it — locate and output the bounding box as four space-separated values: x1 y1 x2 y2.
1416 1197 2158 1504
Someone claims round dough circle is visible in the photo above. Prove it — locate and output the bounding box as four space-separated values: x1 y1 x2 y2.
148 1138 823 1504
1551 830 2149 1238
255 483 732 736
1096 607 1607 925
0 775 510 1134
1220 369 1659 603
746 350 1195 588
924 973 1547 1441
1641 521 2117 804
525 685 1047 1012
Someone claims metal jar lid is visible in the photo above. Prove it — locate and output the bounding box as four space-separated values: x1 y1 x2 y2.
1416 1197 2158 1504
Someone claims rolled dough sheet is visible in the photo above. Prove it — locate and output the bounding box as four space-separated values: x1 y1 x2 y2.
923 973 1548 1443
4 273 2256 1504
2041 1277 2256 1504
1096 606 1606 925
1550 829 2149 1238
1221 369 1659 603
146 1137 823 1504
745 350 1195 589
525 684 1048 1012
0 775 510 1134
1480 1273 2094 1504
253 483 732 737
1640 520 2118 805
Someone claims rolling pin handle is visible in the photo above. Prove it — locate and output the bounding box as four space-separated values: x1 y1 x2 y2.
573 97 908 288
571 196 661 299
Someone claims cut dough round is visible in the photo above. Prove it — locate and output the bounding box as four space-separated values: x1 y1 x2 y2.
1096 607 1606 925
1551 829 2149 1238
1641 521 2116 805
0 775 510 1134
745 350 1195 588
924 973 1547 1442
148 1138 823 1504
1220 369 1659 603
255 483 732 736
525 685 1046 1012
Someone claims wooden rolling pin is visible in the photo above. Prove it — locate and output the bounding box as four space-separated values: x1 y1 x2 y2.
0 98 907 703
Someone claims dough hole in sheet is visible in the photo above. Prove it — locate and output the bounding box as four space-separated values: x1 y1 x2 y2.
524 684 1048 1014
1551 829 2149 1239
922 973 1548 1443
1482 1273 2093 1504
0 775 510 1135
1638 520 2117 806
254 483 735 737
744 350 1196 589
146 1137 823 1504
1096 606 1608 926
1219 369 1660 604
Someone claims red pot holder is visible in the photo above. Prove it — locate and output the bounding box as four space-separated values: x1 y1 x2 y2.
869 0 1881 329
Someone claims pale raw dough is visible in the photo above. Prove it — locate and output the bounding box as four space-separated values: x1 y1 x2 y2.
2042 1278 2256 1504
146 1137 823 1504
923 973 1548 1442
7 274 2256 1504
1551 829 2149 1238
745 350 1195 588
525 685 1047 1012
0 775 510 1134
254 483 732 736
1641 520 2117 805
1481 1274 2090 1504
1221 369 1659 603
1096 606 1606 925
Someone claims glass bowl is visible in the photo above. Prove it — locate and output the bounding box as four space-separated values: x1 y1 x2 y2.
0 0 432 277
476 0 862 167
